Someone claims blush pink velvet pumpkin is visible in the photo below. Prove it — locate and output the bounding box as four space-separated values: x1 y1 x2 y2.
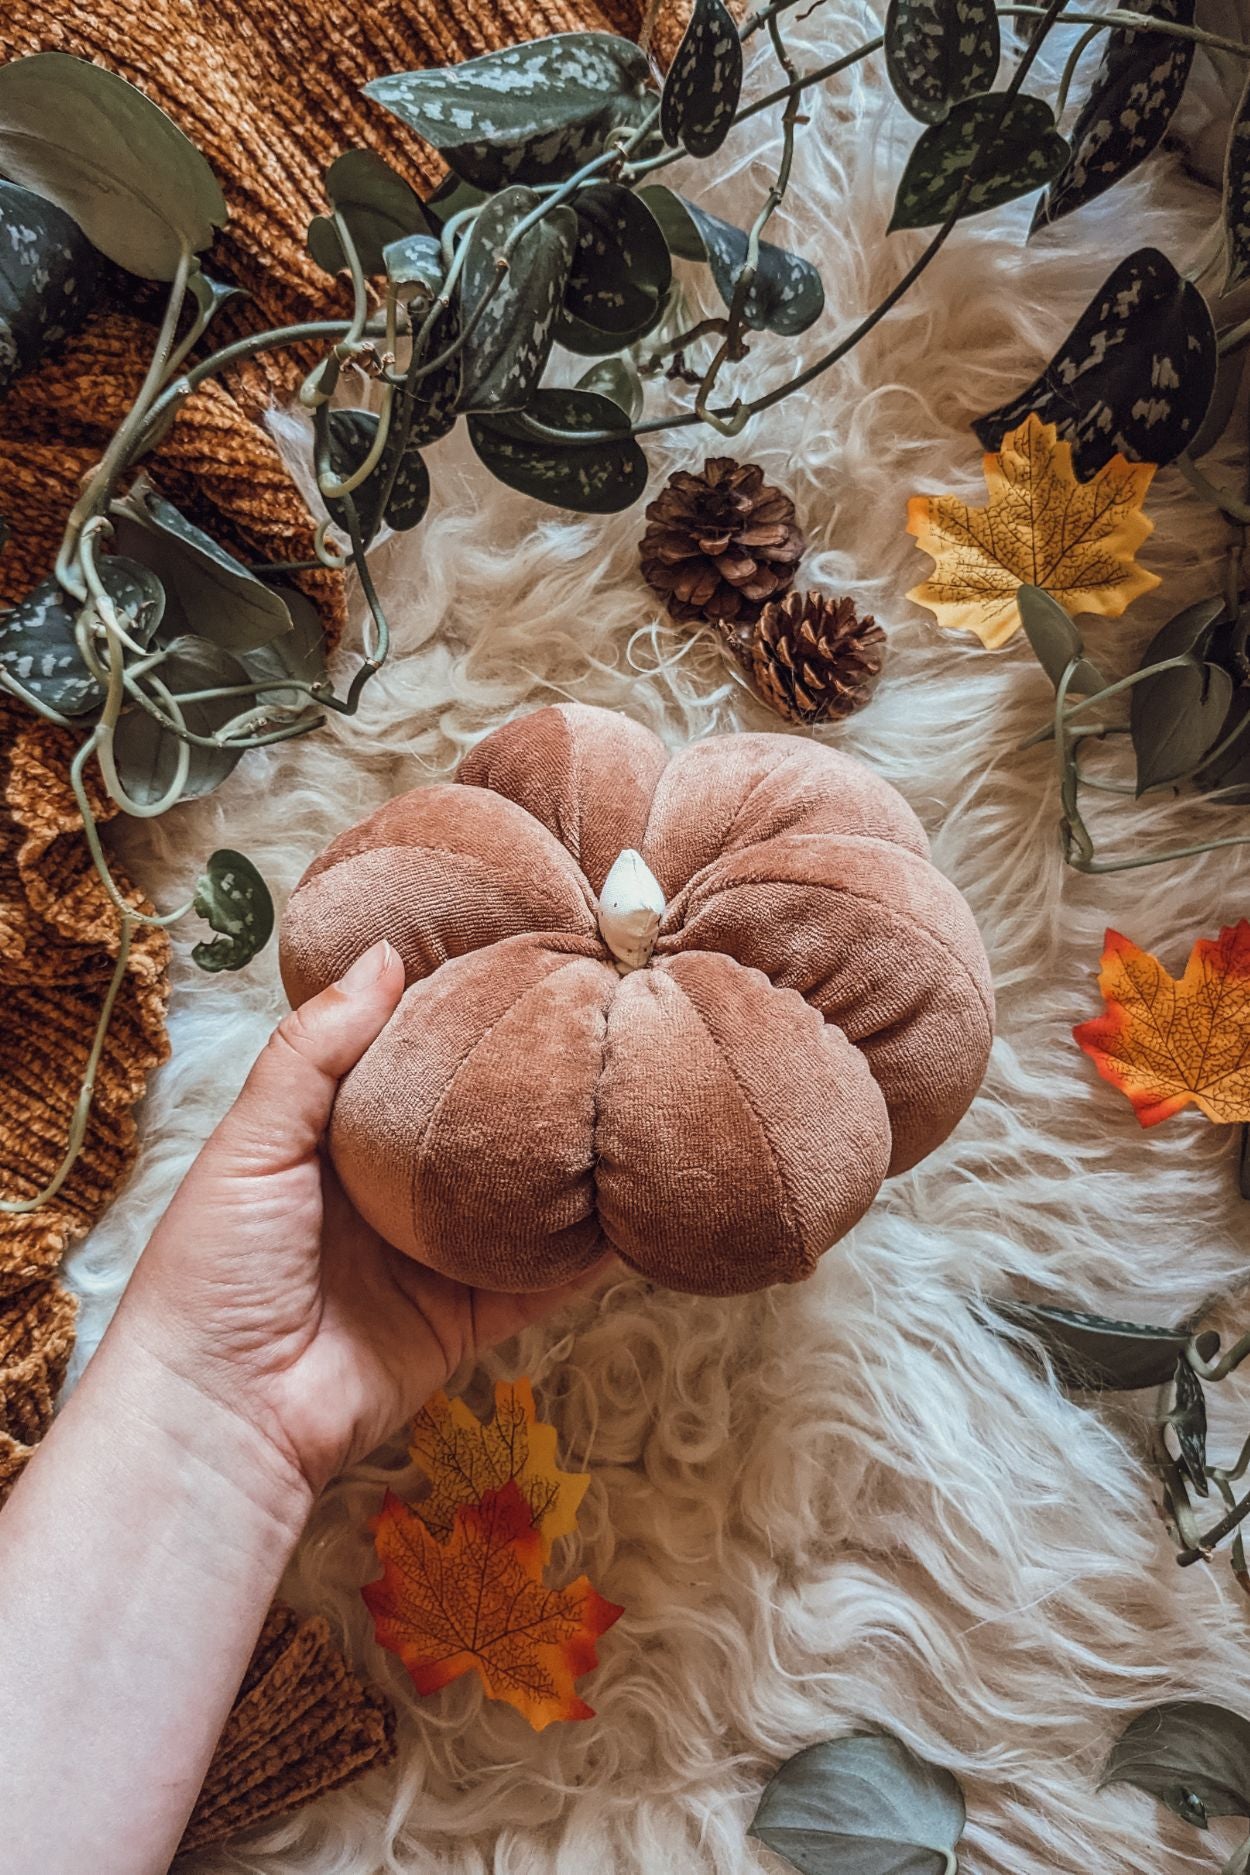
279 703 994 1296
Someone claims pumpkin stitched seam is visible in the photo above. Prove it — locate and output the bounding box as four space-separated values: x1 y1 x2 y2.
303 839 596 927
666 965 809 1273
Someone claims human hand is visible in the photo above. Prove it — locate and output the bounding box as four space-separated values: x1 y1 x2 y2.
115 939 611 1503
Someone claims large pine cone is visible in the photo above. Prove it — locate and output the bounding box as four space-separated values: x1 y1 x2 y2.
739 590 886 725
639 458 805 627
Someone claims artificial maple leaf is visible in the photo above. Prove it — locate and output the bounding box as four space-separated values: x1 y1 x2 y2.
410 1378 588 1553
1074 922 1250 1127
364 1480 622 1730
906 412 1159 648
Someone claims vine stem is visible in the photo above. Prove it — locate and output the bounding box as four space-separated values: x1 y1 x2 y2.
1002 1 1250 55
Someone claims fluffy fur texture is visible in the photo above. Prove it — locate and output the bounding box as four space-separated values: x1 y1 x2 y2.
64 6 1250 1870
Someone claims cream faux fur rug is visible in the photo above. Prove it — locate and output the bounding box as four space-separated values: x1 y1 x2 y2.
66 4 1250 1870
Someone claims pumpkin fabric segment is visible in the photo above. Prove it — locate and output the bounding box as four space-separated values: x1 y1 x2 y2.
279 705 994 1295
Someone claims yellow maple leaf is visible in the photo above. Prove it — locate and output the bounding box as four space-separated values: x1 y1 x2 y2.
1074 922 1250 1127
906 412 1159 648
409 1378 588 1555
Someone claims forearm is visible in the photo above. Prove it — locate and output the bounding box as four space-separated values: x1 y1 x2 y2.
0 1309 312 1875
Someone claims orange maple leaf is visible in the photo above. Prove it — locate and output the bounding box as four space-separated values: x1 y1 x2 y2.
364 1480 622 1730
906 412 1159 648
410 1378 588 1553
1074 922 1250 1126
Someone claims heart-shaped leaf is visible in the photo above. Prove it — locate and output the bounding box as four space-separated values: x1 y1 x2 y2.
364 34 656 191
191 848 274 973
1017 584 1105 693
0 557 164 716
1225 72 1250 291
661 0 743 157
992 1301 1215 1390
457 186 576 411
1032 0 1196 233
972 249 1217 476
1131 657 1233 793
238 587 327 707
110 479 292 652
0 51 226 280
0 180 107 396
576 354 644 420
308 149 429 276
384 231 445 303
885 0 1001 125
468 387 648 513
640 185 825 335
325 406 431 540
564 183 672 335
1169 1357 1209 1496
111 634 250 805
889 92 1068 229
748 1733 966 1875
1103 1702 1250 1828
555 296 670 356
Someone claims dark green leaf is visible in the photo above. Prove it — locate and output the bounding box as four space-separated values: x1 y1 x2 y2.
1131 657 1233 793
383 231 445 302
0 557 163 716
889 92 1067 230
324 408 384 539
112 634 249 805
660 0 743 156
1169 1357 1209 1496
109 478 292 652
576 354 644 420
420 175 489 229
972 249 1217 476
185 267 243 329
364 34 656 191
0 51 226 279
885 0 1001 124
1102 1702 1250 1828
238 587 327 707
468 387 647 513
404 302 462 445
1140 594 1227 664
564 183 671 334
191 848 274 973
992 1301 1216 1390
748 1734 966 1875
324 405 431 539
640 185 824 335
1017 585 1105 693
554 295 669 356
310 149 429 276
457 186 576 411
1032 0 1196 233
0 180 106 395
1224 72 1250 290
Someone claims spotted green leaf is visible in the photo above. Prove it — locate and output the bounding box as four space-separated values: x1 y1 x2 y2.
890 92 1067 229
885 0 1001 125
992 1300 1215 1390
364 34 656 191
1032 0 1195 234
457 185 576 411
308 148 429 276
0 52 226 280
110 478 292 652
1102 1703 1250 1829
972 248 1216 476
191 848 274 973
749 1734 966 1875
0 180 106 396
1169 1357 1209 1496
576 354 644 421
325 406 431 540
564 183 671 335
112 634 250 805
639 185 824 336
383 231 445 303
1224 71 1250 290
660 0 743 157
0 558 163 717
468 387 647 513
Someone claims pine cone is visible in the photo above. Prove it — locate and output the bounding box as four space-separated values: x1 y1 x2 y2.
739 590 886 725
639 458 805 627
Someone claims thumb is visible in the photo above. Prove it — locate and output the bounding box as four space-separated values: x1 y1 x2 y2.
211 939 405 1172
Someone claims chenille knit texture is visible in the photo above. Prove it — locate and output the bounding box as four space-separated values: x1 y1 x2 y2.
0 0 670 1847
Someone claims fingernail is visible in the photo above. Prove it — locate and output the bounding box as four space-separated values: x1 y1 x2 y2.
338 939 394 993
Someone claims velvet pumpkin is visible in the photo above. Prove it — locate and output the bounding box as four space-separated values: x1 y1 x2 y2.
279 703 994 1295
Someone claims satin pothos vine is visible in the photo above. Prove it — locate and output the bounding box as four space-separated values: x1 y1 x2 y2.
0 0 1245 1208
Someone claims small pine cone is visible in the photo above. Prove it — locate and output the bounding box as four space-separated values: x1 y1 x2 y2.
639 458 805 628
740 590 886 725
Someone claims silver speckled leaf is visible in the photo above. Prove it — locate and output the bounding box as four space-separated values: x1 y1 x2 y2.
1224 70 1250 290
0 179 105 395
192 848 274 973
660 0 743 157
457 185 576 411
468 387 647 512
642 185 824 335
1032 0 1196 233
885 0 1001 125
889 92 1067 229
972 247 1216 475
364 34 655 190
992 1300 1212 1391
564 182 671 334
0 557 163 716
